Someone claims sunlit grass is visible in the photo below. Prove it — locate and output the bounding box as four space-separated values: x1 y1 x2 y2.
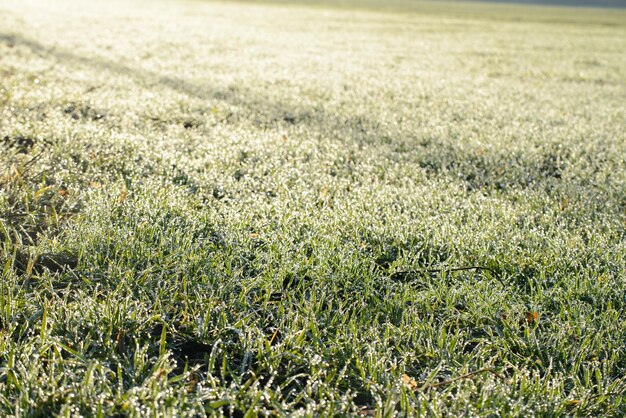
1 0 625 416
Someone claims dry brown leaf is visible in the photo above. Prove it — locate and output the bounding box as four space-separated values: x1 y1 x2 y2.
116 329 126 353
187 374 200 392
358 408 377 417
565 399 582 406
402 373 419 390
525 311 539 325
117 185 128 204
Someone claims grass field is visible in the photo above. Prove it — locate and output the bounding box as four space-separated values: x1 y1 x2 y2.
1 0 625 416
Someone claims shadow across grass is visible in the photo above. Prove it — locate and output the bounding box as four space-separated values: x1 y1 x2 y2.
1 30 623 216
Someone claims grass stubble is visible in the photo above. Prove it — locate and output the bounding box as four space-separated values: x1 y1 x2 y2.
0 0 625 416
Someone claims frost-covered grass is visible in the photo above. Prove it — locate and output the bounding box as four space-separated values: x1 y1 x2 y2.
0 0 625 416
